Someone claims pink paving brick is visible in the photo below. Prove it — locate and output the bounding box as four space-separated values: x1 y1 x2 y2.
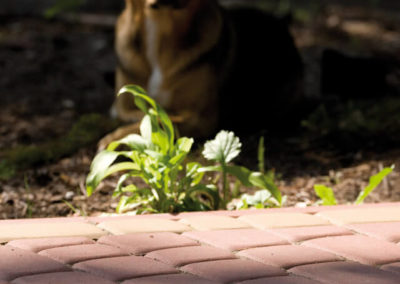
181 259 286 283
346 222 400 243
6 237 94 253
73 255 177 282
11 271 116 284
0 246 70 281
239 213 330 229
289 261 400 284
179 216 250 230
98 232 198 255
237 275 323 284
182 229 288 251
145 245 236 267
121 273 219 284
39 244 128 264
381 262 400 274
238 245 341 269
303 235 400 265
268 225 353 243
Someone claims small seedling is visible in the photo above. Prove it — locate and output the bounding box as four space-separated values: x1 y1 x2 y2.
314 165 394 205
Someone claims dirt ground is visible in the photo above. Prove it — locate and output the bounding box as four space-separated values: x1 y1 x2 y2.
1 1 400 218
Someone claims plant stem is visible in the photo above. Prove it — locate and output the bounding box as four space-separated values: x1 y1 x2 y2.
222 164 228 209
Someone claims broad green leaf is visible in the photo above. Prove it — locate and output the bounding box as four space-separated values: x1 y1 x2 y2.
355 165 394 204
249 172 282 205
86 150 120 196
313 184 337 205
140 115 152 143
202 130 241 164
225 165 253 187
107 134 148 152
176 137 194 153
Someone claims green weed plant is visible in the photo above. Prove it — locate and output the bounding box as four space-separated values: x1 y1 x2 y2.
86 85 282 214
314 165 394 205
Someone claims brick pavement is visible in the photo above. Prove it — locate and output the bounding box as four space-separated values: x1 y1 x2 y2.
1 202 400 283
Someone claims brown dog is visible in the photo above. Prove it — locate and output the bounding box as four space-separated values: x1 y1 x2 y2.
106 0 303 146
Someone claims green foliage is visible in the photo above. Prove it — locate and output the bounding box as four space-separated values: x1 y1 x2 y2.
0 114 117 180
355 165 394 204
86 85 219 214
86 85 283 214
314 165 394 205
314 184 337 206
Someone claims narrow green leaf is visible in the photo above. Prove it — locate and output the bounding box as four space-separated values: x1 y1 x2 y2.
140 115 152 143
86 150 120 196
249 172 282 205
314 184 337 206
107 134 148 152
355 166 394 204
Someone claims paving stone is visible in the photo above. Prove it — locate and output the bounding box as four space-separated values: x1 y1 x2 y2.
238 245 341 268
6 237 94 253
346 222 400 242
73 255 177 282
239 213 330 229
146 245 236 267
268 225 353 243
39 244 128 264
317 207 400 225
98 232 198 255
181 259 286 283
381 262 400 274
97 219 191 235
0 222 106 243
289 261 400 284
303 235 400 265
11 271 116 284
0 246 70 281
179 216 250 231
183 229 288 251
121 273 218 284
237 275 323 284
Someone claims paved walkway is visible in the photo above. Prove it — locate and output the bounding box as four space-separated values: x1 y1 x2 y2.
1 203 400 283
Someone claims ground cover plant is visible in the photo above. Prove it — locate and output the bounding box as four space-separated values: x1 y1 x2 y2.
86 85 281 214
314 165 394 205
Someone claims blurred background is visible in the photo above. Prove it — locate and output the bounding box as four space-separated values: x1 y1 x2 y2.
0 0 399 218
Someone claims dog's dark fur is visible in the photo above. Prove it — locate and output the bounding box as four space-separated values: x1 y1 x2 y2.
112 0 303 139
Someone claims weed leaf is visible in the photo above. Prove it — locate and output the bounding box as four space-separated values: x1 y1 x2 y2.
314 184 337 205
355 165 394 204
